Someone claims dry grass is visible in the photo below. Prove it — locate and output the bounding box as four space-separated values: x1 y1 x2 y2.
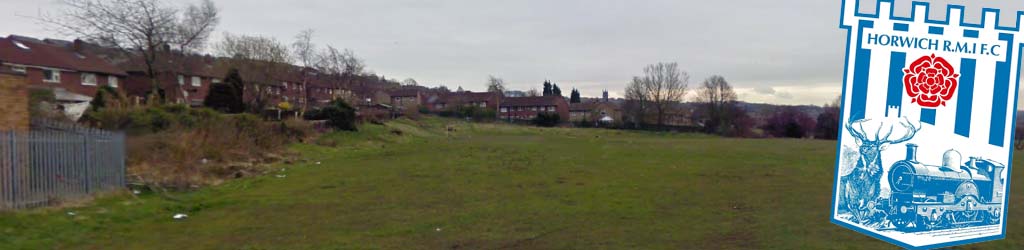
124 115 313 190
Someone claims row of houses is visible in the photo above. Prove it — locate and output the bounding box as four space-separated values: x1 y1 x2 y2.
0 35 355 119
0 34 622 125
387 87 623 124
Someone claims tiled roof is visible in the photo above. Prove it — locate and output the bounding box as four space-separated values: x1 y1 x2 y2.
388 88 424 97
569 101 621 111
502 96 565 107
121 52 221 78
441 91 500 103
569 102 597 111
0 35 126 76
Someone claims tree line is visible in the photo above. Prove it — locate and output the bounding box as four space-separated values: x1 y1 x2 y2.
623 62 843 139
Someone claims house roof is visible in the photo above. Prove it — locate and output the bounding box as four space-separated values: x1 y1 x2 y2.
388 87 427 98
121 52 221 78
502 96 566 107
569 101 621 112
0 35 127 76
441 91 501 104
569 102 597 112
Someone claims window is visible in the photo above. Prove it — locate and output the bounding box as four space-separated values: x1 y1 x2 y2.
10 65 26 73
108 76 119 88
43 70 60 83
212 78 222 84
191 76 201 87
547 106 555 112
501 107 508 113
479 102 487 108
177 75 185 85
81 73 97 86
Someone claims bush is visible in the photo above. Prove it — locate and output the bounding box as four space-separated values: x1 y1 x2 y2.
88 86 126 112
278 118 315 142
204 68 246 113
534 112 561 127
762 107 816 139
121 109 314 190
83 105 229 134
322 100 357 131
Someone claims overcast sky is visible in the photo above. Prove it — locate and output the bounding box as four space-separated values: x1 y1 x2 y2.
2 0 856 105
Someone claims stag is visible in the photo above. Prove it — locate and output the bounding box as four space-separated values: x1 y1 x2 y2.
842 117 921 224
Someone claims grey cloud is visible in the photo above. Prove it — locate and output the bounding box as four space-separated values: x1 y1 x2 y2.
753 86 776 95
0 0 849 105
776 91 794 100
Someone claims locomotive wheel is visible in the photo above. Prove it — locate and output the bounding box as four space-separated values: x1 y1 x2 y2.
918 211 946 230
891 213 913 230
889 204 914 231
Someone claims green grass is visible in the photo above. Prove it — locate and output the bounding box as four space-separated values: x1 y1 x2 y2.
1 117 1022 249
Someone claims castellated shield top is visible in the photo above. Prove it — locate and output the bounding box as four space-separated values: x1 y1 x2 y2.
832 0 1024 249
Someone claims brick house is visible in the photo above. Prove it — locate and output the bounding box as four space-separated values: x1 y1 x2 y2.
0 35 128 119
569 101 622 125
121 54 221 106
305 75 346 109
427 91 502 114
500 96 570 122
266 68 352 112
387 86 431 112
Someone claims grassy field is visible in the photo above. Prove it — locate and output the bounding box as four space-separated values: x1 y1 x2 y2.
2 118 1023 249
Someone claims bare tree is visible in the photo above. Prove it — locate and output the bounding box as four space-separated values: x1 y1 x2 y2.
402 78 419 86
487 75 506 94
215 33 292 112
625 63 689 127
695 75 738 134
292 29 317 68
526 88 540 97
623 79 649 126
44 0 220 100
315 46 365 76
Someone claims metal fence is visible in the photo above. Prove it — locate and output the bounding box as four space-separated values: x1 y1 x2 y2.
0 121 125 209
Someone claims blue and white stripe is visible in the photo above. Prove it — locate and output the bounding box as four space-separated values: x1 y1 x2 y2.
843 4 1021 149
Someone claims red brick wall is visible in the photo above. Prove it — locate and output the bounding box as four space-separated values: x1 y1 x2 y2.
499 98 569 122
123 72 213 105
0 72 29 131
22 67 124 98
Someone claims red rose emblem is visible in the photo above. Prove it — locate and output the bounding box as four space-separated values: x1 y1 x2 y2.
903 54 959 108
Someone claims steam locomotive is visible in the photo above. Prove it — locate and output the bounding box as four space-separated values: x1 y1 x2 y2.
887 144 1006 231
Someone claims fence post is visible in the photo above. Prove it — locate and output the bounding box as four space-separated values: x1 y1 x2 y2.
83 132 90 194
4 131 12 209
10 131 19 209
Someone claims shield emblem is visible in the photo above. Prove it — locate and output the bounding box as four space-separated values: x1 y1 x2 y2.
832 0 1023 249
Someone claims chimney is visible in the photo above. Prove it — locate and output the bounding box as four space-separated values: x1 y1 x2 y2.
905 144 918 162
72 39 83 52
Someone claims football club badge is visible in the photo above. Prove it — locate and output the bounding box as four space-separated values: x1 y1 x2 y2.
832 0 1024 248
